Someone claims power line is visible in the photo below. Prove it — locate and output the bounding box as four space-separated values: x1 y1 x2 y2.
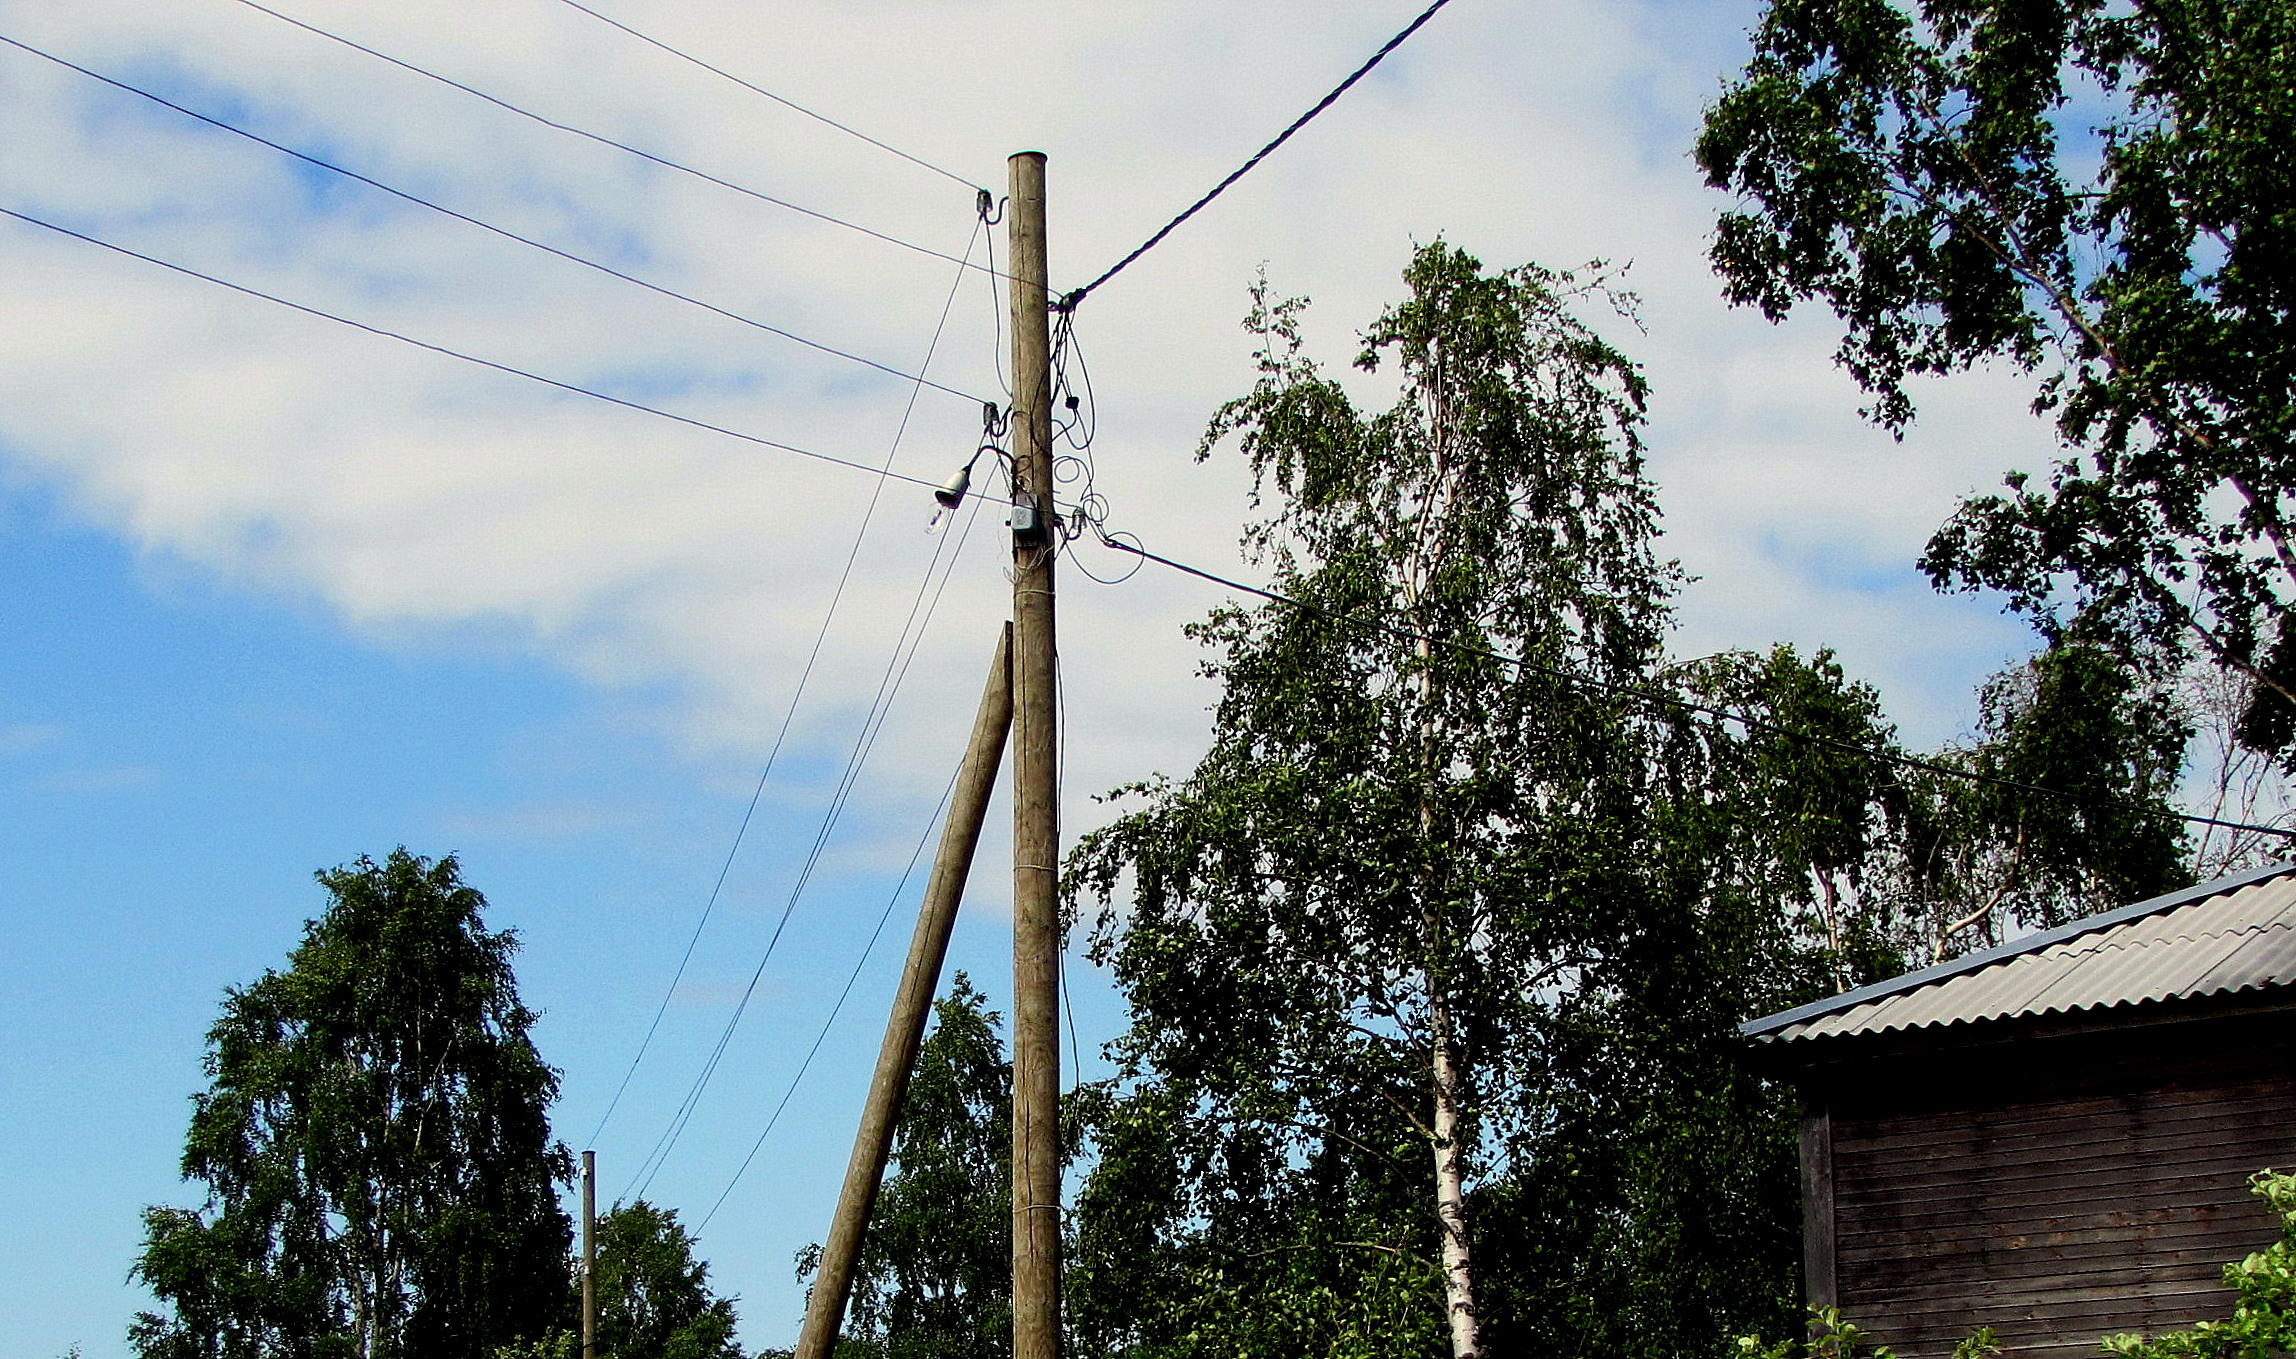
0 205 945 491
623 487 985 1201
1061 0 1458 312
587 221 985 1148
1 32 989 407
624 495 979 1199
1092 534 2296 842
548 0 985 194
227 0 1011 283
694 747 966 1232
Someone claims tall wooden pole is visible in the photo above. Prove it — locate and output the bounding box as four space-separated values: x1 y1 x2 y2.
581 1149 597 1359
1006 149 1062 1359
791 625 1015 1359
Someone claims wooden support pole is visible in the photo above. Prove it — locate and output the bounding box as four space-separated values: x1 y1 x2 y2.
791 625 1016 1359
581 1149 597 1359
1800 1093 1837 1321
1006 148 1062 1359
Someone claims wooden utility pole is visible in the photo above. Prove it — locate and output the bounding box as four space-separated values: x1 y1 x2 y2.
791 625 1016 1359
581 1149 597 1359
1006 149 1062 1359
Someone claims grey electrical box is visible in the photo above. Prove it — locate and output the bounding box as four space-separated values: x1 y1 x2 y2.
1009 501 1042 541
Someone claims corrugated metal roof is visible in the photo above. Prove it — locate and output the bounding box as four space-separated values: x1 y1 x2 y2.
1743 861 2296 1045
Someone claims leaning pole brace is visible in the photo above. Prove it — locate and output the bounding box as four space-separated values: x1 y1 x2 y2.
791 623 1016 1359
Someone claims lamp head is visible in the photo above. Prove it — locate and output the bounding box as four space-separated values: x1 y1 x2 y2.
934 462 973 510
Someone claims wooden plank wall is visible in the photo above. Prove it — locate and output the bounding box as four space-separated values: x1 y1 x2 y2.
1825 1014 2296 1358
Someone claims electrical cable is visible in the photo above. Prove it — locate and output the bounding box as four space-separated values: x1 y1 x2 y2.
0 32 990 406
0 204 946 490
1056 652 1084 1097
690 540 986 1229
548 0 983 193
227 0 1013 283
1060 0 1458 312
691 760 958 1233
984 204 1010 399
1054 310 1098 451
622 476 985 1202
587 219 985 1147
1091 533 2296 842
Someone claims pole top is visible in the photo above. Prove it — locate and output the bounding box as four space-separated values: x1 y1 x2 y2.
1008 150 1047 164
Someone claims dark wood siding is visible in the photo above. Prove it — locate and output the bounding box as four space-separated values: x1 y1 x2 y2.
1814 1009 2296 1359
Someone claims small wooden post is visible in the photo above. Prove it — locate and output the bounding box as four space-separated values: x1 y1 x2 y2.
1800 1094 1836 1322
1006 149 1062 1359
791 626 1016 1359
581 1149 597 1359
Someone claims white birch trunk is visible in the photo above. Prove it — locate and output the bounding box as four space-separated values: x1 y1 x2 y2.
1413 346 1480 1358
1429 984 1481 1358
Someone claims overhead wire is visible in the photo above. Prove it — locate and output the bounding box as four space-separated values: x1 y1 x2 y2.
547 0 986 194
0 205 944 490
1056 651 1085 1097
227 0 1013 284
623 484 984 1201
1086 532 2296 842
0 32 990 406
587 217 987 1148
1041 309 1132 582
694 494 989 1230
983 200 1010 399
692 761 958 1233
1059 0 1459 312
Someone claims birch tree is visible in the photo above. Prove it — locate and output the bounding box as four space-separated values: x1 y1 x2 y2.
1697 0 2296 763
131 850 572 1359
1071 243 1673 1359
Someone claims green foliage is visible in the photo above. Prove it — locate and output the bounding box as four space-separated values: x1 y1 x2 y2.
1068 242 1799 1359
1062 244 2196 1359
489 1333 576 1359
814 974 1011 1359
2103 1172 2296 1359
1737 1307 1999 1359
1891 640 2190 944
1671 638 2190 972
131 849 573 1359
586 1202 742 1359
1698 0 2296 755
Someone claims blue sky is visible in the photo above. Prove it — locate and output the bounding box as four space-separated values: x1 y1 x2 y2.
0 0 2066 1353
0 470 1111 1353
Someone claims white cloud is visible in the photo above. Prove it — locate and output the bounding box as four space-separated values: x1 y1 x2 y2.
0 0 2054 831
0 721 67 753
0 0 2088 876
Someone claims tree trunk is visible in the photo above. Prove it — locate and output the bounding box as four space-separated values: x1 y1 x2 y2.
1429 983 1481 1359
1413 347 1480 1359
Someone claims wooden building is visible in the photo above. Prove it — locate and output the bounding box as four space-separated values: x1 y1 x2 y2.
1742 863 2296 1358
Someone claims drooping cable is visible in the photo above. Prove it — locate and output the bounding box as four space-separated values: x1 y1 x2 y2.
0 33 989 406
691 762 957 1233
1056 651 1084 1096
1060 0 1458 312
1092 532 2296 841
693 497 987 1230
0 205 943 490
983 200 1010 399
548 0 985 194
587 219 985 1147
227 0 1010 282
622 490 984 1201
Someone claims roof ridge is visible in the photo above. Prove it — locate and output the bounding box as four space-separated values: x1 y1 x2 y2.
2077 912 2287 954
1741 860 2296 1039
